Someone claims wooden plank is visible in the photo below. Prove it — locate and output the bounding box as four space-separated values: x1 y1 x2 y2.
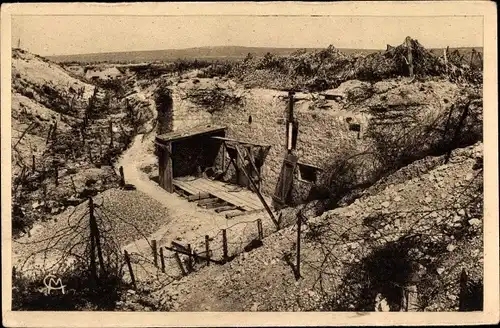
211 136 270 148
196 197 220 205
173 179 206 196
225 208 264 219
204 201 230 209
193 178 262 210
187 192 211 201
171 241 189 252
214 205 240 213
273 153 298 206
189 179 256 210
173 176 271 212
159 142 173 193
174 178 255 211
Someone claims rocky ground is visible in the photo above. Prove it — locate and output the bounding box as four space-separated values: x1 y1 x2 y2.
150 143 483 312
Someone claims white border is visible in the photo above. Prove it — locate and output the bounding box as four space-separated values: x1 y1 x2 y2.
1 2 498 327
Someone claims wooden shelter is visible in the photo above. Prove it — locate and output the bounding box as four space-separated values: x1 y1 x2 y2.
155 125 227 192
155 125 276 223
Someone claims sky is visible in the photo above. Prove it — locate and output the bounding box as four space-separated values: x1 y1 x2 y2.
11 15 483 56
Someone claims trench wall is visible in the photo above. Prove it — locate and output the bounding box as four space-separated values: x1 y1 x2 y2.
211 89 370 203
165 79 461 205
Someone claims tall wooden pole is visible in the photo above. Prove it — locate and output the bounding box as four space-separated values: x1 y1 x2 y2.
405 36 414 78
286 91 295 153
295 210 303 280
89 197 106 278
205 235 210 266
234 145 277 226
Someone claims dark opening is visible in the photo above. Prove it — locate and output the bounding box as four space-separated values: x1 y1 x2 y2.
349 123 361 132
298 163 318 183
171 132 225 178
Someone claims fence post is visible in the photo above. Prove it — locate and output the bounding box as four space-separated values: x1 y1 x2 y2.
89 207 97 285
295 211 302 280
124 250 136 290
89 197 106 278
54 165 59 186
109 120 114 148
159 247 166 273
405 36 414 78
257 219 263 240
205 235 210 266
151 240 158 268
222 229 229 262
186 244 193 272
459 268 468 311
174 252 187 276
119 166 125 187
52 121 58 140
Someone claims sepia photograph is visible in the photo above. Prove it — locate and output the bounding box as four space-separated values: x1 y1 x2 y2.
1 2 498 327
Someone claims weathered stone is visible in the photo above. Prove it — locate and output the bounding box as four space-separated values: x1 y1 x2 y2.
468 218 481 226
446 244 456 252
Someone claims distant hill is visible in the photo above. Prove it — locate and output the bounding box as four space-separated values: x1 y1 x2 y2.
46 46 381 64
46 45 483 64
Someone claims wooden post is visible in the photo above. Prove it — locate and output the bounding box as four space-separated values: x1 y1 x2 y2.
205 235 210 266
52 121 58 140
119 166 125 187
109 120 114 148
222 229 229 262
295 211 303 280
444 100 472 164
151 240 158 268
54 165 59 186
257 219 263 240
89 197 106 278
405 36 414 78
186 244 193 272
89 211 97 285
32 155 35 173
221 141 226 173
286 91 295 153
174 252 187 276
98 135 103 159
234 145 277 225
159 247 166 273
401 285 418 311
459 268 468 311
124 250 136 289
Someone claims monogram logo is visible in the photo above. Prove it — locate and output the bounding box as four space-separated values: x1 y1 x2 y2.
42 274 66 295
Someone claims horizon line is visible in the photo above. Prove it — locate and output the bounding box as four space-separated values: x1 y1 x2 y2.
38 43 484 58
